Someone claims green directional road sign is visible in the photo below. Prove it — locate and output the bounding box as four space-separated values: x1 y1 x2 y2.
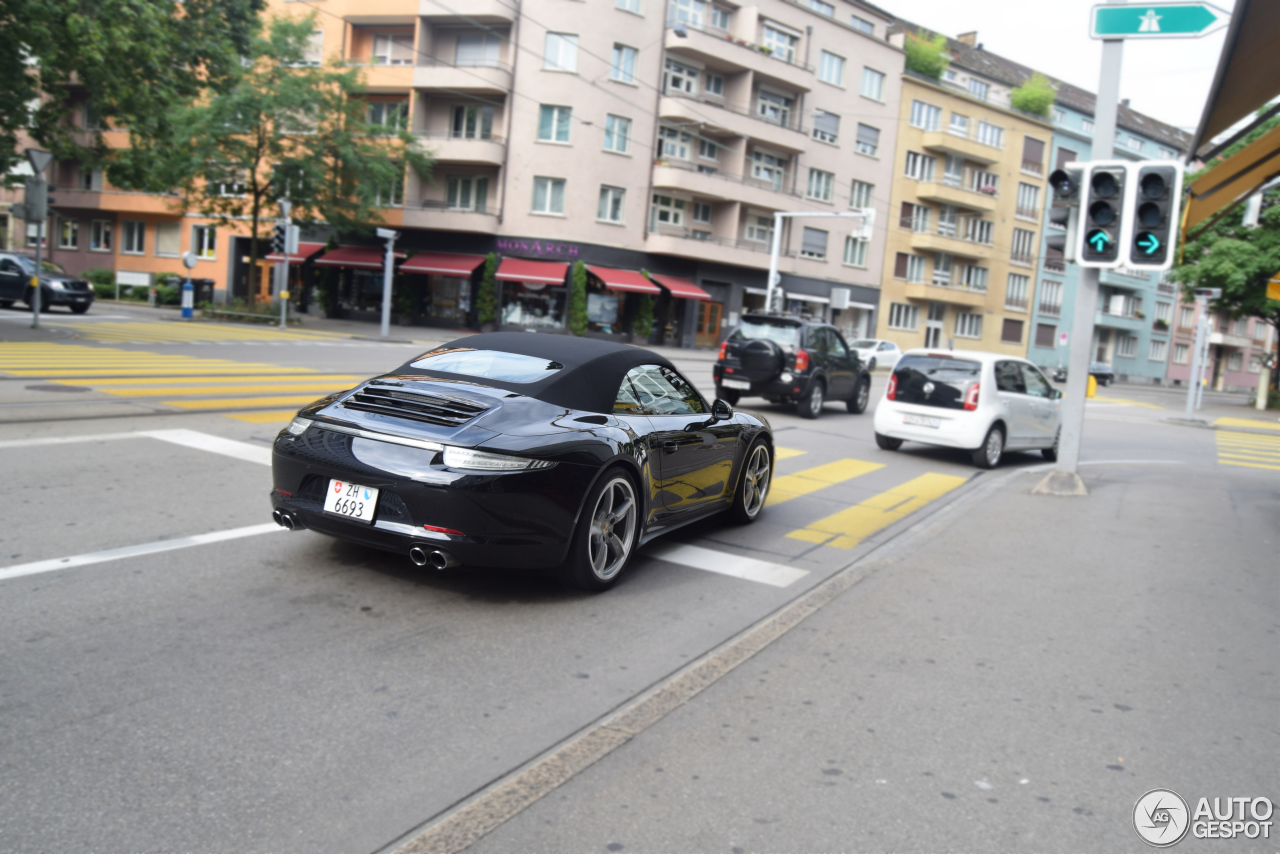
1091 3 1230 39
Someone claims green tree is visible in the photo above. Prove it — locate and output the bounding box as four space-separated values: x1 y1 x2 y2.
568 261 589 336
157 15 432 303
633 293 655 341
476 252 498 326
903 31 950 80
0 0 263 182
1011 73 1056 118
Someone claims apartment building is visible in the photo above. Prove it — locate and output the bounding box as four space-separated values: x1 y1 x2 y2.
874 29 1051 356
1167 300 1275 392
1029 91 1189 382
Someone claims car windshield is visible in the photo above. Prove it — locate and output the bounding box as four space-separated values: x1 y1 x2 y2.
16 257 66 275
409 348 563 383
892 355 982 410
729 319 801 349
849 340 877 349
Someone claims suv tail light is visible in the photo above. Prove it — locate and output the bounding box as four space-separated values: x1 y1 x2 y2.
794 348 810 372
718 341 728 360
886 373 897 400
964 383 980 411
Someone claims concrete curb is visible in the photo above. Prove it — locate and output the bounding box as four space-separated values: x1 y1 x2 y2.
1163 416 1280 436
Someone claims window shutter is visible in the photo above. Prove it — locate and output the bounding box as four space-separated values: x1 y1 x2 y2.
1001 318 1024 343
1056 146 1077 168
801 227 827 256
856 123 879 148
1035 323 1056 348
813 110 839 137
391 35 415 64
894 252 909 278
1022 137 1045 168
899 202 915 228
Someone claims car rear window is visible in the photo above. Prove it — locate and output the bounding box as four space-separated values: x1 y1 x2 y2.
729 319 801 349
849 339 877 349
892 355 982 410
409 348 563 383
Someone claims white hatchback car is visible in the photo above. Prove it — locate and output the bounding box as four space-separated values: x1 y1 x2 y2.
872 349 1063 468
849 338 903 371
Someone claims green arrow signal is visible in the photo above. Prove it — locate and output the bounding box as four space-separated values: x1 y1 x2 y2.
1092 4 1229 39
1137 233 1161 255
1088 230 1111 252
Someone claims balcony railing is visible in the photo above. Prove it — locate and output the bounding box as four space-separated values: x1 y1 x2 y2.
415 132 506 144
662 91 809 136
650 224 778 254
665 19 815 74
1038 302 1062 317
1005 296 1029 310
1021 159 1044 176
654 156 802 199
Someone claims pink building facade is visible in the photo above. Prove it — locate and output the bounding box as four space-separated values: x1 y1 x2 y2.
1167 296 1277 393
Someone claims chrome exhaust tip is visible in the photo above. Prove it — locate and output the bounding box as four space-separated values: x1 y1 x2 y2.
428 549 460 570
272 509 298 530
408 546 430 567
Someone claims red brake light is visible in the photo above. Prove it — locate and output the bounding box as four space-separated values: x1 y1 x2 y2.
273 488 293 498
886 373 897 400
794 348 810 372
424 523 465 536
718 341 728 360
964 383 980 411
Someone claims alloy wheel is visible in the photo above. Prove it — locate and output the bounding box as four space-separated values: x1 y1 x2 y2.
741 443 771 518
587 477 637 581
985 429 1003 467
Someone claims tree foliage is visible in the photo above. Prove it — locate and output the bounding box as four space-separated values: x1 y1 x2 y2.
903 31 950 80
568 261 589 336
476 253 498 325
1011 73 1056 118
633 293 655 340
0 0 263 182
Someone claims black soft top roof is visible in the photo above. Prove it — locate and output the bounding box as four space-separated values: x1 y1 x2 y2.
392 332 676 414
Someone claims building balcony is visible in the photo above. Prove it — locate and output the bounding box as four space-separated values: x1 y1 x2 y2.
664 26 812 93
903 281 989 307
1095 310 1145 331
414 60 511 95
909 229 992 260
653 161 800 208
1099 267 1154 290
658 95 807 153
351 64 414 93
420 0 514 21
1209 331 1252 349
921 129 1002 166
416 134 506 166
914 180 997 213
48 186 102 210
93 190 184 215
647 228 774 269
401 202 500 234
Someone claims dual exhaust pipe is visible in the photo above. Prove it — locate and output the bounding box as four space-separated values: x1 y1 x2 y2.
273 509 459 570
272 509 299 531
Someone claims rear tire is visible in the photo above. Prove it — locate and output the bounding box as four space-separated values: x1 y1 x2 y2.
972 425 1004 469
846 376 871 414
875 433 903 451
560 469 639 592
0 299 12 308
798 380 825 419
729 439 771 524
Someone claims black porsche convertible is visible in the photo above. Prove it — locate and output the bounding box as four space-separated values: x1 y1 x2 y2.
270 333 774 590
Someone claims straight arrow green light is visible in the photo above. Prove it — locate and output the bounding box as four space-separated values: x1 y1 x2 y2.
1091 3 1230 39
1088 231 1111 252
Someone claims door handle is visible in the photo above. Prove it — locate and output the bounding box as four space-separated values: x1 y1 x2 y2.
662 441 678 455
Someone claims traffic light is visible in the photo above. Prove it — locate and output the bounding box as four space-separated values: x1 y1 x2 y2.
1077 162 1127 268
271 221 287 255
22 176 48 222
1045 166 1083 263
1126 161 1183 270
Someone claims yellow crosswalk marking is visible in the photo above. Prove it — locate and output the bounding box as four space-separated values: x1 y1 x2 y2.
1213 417 1280 432
59 375 362 386
38 320 349 343
99 382 353 397
774 446 806 460
1214 429 1280 471
766 459 884 506
164 394 329 410
1221 459 1280 471
786 472 968 549
1092 395 1164 409
226 411 300 424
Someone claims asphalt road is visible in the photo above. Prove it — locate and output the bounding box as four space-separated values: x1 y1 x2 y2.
0 308 1274 854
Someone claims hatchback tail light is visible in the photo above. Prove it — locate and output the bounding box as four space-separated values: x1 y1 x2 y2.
794 348 810 372
718 341 728 360
886 373 897 400
964 383 980 411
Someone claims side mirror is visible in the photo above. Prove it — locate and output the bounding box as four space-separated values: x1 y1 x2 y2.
712 398 734 421
1051 389 1063 400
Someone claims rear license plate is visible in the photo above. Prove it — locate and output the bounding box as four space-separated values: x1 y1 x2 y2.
323 479 379 523
721 378 750 390
904 414 941 428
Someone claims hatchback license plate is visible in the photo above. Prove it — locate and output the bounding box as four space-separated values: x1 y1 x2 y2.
904 414 941 428
324 479 379 523
721 378 750 390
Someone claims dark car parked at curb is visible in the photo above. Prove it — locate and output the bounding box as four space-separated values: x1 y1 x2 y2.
0 253 94 313
1051 362 1116 386
712 313 872 419
270 333 774 591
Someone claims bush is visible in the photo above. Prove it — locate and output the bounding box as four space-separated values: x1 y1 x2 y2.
904 30 950 79
155 285 181 305
476 252 498 325
1011 72 1056 117
633 292 654 340
568 261 588 336
91 281 116 299
1269 388 1280 410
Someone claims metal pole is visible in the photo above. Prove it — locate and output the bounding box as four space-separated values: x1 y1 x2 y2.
31 210 44 330
380 236 395 339
1257 324 1275 411
1196 321 1211 409
1185 296 1207 419
1057 31 1123 473
276 260 288 328
765 212 783 313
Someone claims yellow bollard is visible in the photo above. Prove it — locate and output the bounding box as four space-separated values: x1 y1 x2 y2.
1086 374 1097 398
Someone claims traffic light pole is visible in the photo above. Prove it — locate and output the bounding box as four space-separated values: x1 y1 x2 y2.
30 208 43 330
1056 29 1123 475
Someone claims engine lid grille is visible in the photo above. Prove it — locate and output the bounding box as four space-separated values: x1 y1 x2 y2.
341 385 490 426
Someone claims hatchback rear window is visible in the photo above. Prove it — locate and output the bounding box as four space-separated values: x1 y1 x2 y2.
729 319 801 349
409 348 563 383
849 339 877 349
892 355 982 410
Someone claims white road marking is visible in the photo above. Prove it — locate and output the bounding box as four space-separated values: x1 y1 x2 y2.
0 523 283 582
0 428 270 466
645 542 809 588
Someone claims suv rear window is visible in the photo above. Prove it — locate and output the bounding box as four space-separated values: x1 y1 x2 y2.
892 355 981 410
729 318 801 349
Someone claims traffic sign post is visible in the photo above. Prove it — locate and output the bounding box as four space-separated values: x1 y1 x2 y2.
1090 3 1230 39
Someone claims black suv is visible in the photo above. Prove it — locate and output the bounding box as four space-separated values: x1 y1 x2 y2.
712 313 871 419
0 252 94 313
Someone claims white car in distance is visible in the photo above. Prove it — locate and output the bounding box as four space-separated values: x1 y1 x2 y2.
849 338 902 371
872 349 1063 468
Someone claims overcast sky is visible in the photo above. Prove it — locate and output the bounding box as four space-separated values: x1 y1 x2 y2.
887 0 1235 135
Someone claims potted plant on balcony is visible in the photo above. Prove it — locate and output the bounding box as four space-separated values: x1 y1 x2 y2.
979 185 997 195
1133 309 1146 319
1153 318 1169 331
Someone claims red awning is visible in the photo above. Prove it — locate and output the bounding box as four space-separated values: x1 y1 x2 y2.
648 273 711 300
586 266 661 295
312 246 404 269
400 252 487 276
495 257 568 285
264 242 327 264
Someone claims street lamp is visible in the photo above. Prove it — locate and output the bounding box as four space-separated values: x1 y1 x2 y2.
764 209 875 313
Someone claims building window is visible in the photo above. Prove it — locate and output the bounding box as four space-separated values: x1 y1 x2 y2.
670 0 706 27
744 214 773 244
812 109 839 144
1016 183 1041 219
1022 137 1046 175
1052 108 1065 123
977 121 1004 148
610 44 637 83
90 220 112 252
533 177 566 214
57 218 79 250
121 220 145 255
1149 339 1168 362
955 311 983 339
598 185 625 222
806 168 834 202
909 100 941 131
300 30 323 66
538 105 572 143
757 90 793 126
193 225 216 260
750 150 787 189
904 151 936 181
1082 119 1095 134
888 302 919 330
1038 280 1063 316
761 24 798 64
855 123 879 156
861 67 884 100
1173 343 1190 364
1006 274 1029 310
1249 354 1263 373
818 51 844 86
851 180 874 209
1227 351 1244 372
899 201 929 232
544 33 578 71
692 202 712 223
616 0 641 13
843 236 868 267
371 33 414 66
603 115 631 153
374 168 404 207
705 72 724 96
659 126 693 160
968 78 990 101
949 113 970 137
809 0 834 16
664 58 699 94
456 33 501 67
1127 137 1145 152
960 265 988 291
1001 318 1024 344
800 227 827 260
368 101 408 134
650 194 685 228
698 139 718 161
447 176 489 212
1116 334 1138 358
25 222 43 248
965 219 994 245
893 252 925 283
155 222 180 257
452 105 494 140
932 252 952 285
1011 228 1036 265
1179 305 1195 328
1155 301 1173 323
81 168 104 191
850 14 874 35
1035 323 1056 348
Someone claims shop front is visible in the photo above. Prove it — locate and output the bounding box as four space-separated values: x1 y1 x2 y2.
311 245 406 319
496 258 570 331
264 242 327 313
398 252 487 328
584 266 661 340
